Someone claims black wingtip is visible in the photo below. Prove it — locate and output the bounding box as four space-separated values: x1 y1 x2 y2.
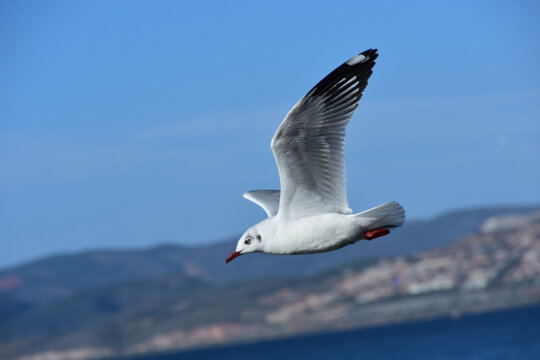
362 48 378 55
365 48 379 61
345 49 378 67
308 49 378 98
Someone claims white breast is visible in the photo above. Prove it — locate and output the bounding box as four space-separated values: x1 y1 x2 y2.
268 213 362 255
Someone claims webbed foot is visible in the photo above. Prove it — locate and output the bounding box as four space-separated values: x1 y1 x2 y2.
364 228 390 241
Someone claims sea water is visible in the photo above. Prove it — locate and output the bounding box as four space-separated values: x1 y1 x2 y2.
135 305 540 360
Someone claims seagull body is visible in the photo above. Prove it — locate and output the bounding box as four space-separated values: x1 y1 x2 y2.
227 49 405 263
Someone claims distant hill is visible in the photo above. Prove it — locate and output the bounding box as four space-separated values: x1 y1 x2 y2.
0 274 211 343
1 205 538 306
1 208 539 360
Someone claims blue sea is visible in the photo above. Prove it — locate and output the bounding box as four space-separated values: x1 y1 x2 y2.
137 305 540 360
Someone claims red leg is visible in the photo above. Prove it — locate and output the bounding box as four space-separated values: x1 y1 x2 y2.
364 228 390 241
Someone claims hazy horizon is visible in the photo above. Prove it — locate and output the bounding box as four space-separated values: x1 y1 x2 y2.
1 201 539 271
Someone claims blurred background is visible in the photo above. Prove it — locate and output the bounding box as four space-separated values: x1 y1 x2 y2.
1 1 539 359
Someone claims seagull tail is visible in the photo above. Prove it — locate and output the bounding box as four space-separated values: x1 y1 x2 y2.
355 201 405 229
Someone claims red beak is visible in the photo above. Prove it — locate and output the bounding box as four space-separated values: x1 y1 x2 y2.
225 250 243 263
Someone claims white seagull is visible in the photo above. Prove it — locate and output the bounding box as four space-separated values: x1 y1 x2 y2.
226 49 405 263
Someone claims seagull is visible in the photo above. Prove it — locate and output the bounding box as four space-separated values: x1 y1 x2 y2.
226 49 405 263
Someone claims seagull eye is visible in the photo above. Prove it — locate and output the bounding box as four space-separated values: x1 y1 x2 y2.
244 237 252 245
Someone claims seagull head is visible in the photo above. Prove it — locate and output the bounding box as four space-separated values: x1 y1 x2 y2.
226 218 278 263
226 227 263 263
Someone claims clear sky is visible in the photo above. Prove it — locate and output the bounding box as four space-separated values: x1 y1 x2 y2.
1 0 539 269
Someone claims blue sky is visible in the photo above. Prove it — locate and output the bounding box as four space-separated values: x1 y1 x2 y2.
1 0 539 269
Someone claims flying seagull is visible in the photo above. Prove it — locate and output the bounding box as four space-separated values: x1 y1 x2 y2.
226 49 405 263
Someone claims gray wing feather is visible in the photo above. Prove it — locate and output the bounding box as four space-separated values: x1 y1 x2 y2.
271 49 378 219
243 190 280 217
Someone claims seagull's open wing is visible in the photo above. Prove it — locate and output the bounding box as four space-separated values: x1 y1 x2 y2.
243 190 280 217
271 49 378 219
